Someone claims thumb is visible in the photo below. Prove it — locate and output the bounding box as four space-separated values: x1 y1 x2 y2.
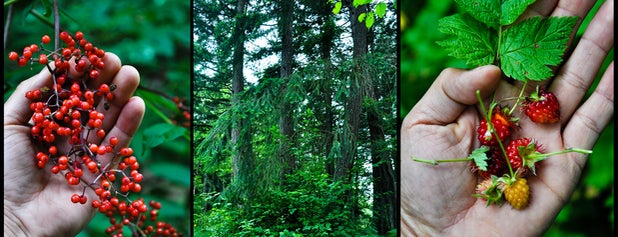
4 67 52 126
404 65 502 126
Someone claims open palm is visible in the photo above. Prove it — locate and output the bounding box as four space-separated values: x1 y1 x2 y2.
400 0 613 236
4 53 145 237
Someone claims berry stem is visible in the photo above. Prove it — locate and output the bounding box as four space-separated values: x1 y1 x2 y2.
527 148 593 159
476 90 515 177
508 79 528 116
412 157 473 165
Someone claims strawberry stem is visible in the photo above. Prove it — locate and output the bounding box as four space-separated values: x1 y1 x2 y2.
526 148 593 159
476 90 515 177
412 157 473 165
508 79 528 116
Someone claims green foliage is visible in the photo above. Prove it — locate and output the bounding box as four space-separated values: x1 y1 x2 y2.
4 0 191 235
436 13 497 66
499 16 577 80
437 0 577 81
470 147 490 171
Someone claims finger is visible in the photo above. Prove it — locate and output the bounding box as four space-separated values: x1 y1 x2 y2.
550 0 614 123
85 52 122 94
563 61 614 151
4 67 52 126
403 65 502 127
99 96 146 167
87 65 141 144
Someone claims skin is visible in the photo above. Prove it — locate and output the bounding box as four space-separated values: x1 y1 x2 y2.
4 52 145 236
401 0 613 236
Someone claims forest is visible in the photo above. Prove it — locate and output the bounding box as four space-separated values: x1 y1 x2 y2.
192 0 398 236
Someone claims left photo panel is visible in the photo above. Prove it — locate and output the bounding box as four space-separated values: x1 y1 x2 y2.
4 1 191 236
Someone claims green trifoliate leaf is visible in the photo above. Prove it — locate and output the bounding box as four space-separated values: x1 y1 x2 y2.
454 0 536 28
437 13 497 67
470 146 490 171
500 16 577 81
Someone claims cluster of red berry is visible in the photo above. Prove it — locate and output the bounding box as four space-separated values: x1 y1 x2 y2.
8 31 180 236
470 87 589 209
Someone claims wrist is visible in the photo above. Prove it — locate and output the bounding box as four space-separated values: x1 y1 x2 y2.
4 205 30 237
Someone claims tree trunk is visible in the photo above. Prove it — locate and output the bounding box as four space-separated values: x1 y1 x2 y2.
279 0 296 179
367 86 396 234
230 0 254 203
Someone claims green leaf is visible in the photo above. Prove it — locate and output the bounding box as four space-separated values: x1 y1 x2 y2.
375 2 387 18
332 1 342 15
454 0 536 28
501 0 537 26
148 162 191 187
353 0 372 8
470 146 490 171
143 123 187 148
358 12 366 22
454 0 500 28
365 12 375 28
500 16 577 81
437 13 497 67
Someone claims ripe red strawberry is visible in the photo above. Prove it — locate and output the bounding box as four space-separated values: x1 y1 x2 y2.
506 138 543 176
477 107 516 146
503 177 530 209
523 88 560 123
470 147 508 179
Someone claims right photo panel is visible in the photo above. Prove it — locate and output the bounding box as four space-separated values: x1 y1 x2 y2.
193 0 397 236
400 0 613 236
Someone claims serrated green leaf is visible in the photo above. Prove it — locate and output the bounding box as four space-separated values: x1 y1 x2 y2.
375 2 387 18
437 13 497 67
332 2 342 14
500 16 577 81
454 0 536 28
501 0 536 26
455 0 501 28
470 146 490 171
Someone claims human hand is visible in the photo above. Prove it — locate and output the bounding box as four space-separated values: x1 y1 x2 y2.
400 0 613 236
4 52 145 236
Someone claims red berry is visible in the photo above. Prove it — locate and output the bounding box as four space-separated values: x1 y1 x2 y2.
523 89 560 124
90 69 100 79
477 107 515 146
8 51 19 61
470 146 508 179
506 138 543 176
71 194 81 203
42 35 51 44
38 54 48 65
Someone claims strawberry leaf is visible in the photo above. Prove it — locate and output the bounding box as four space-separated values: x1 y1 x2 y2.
470 146 490 171
437 13 497 67
454 0 536 28
499 16 578 81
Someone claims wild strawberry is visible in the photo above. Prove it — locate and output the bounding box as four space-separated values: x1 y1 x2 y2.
477 106 516 146
506 138 543 176
523 88 560 124
470 146 508 179
503 177 530 209
474 177 505 207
